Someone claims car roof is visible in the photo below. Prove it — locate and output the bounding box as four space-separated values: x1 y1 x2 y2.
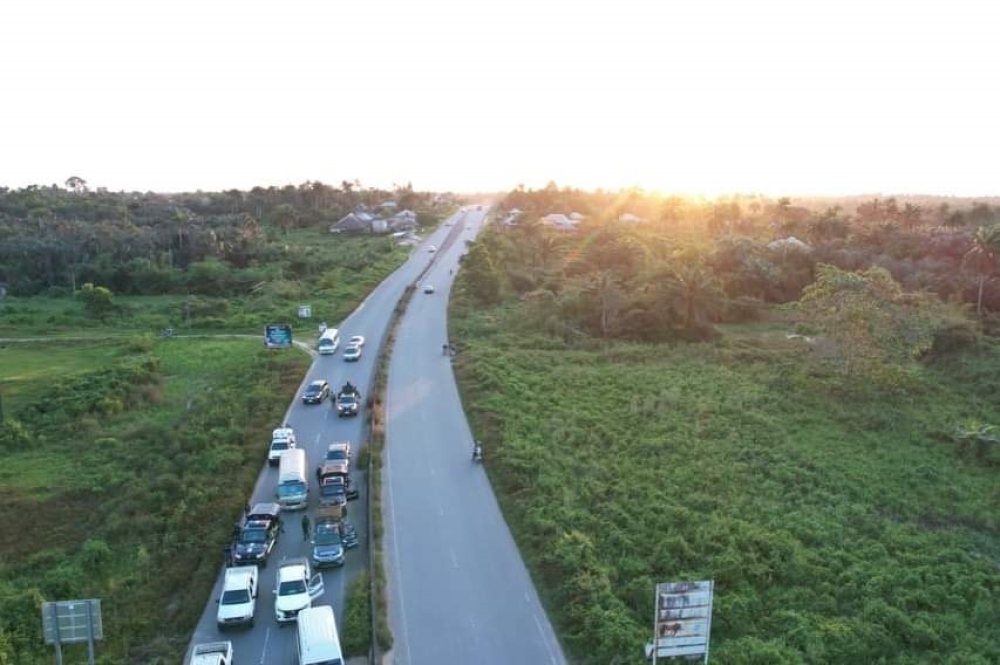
308 380 327 387
249 502 280 516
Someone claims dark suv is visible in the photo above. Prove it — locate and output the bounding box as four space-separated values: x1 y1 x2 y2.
233 503 281 566
301 380 330 404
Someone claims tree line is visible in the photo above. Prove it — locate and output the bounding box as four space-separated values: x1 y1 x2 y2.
0 179 439 296
461 186 1000 349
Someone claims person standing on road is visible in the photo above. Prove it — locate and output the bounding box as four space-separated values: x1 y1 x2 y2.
301 514 311 541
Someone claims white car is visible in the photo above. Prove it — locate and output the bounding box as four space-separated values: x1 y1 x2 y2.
423 284 435 294
274 558 325 623
428 245 437 253
349 335 365 348
342 344 362 362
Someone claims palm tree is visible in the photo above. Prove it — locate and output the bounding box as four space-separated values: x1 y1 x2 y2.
659 260 726 330
963 224 1000 315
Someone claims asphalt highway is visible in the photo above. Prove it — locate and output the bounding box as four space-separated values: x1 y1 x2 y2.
383 210 567 664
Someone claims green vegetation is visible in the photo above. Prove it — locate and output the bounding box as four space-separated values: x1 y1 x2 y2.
445 188 999 663
451 294 999 663
342 571 372 656
0 337 311 663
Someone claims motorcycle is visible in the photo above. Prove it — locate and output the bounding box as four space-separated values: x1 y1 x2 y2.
472 442 483 463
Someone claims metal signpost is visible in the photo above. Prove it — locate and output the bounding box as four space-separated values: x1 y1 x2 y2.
650 580 714 664
264 323 294 349
41 599 103 665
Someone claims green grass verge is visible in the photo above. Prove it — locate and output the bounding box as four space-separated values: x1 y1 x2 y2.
449 293 1000 664
0 337 311 664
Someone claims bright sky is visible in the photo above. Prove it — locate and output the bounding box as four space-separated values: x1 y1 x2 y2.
3 0 999 196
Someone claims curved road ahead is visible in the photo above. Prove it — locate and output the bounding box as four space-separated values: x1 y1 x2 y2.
186 212 464 663
384 210 567 664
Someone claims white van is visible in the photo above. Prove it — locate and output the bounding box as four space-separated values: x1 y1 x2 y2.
277 448 308 510
317 328 340 355
297 605 343 665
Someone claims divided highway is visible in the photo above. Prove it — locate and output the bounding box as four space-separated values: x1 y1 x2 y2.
186 213 461 663
383 211 567 664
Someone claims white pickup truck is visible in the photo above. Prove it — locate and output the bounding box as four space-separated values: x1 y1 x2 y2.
268 426 297 465
189 641 233 665
216 565 258 629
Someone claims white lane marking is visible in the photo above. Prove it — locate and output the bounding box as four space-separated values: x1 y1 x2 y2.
526 592 562 664
258 627 271 665
451 549 459 570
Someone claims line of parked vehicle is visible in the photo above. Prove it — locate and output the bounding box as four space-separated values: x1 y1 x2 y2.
192 334 370 664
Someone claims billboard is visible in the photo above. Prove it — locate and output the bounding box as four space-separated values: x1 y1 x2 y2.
42 599 103 645
264 323 293 349
651 580 714 663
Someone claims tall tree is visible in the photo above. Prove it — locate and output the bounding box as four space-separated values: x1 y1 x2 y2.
962 224 1000 316
798 264 949 379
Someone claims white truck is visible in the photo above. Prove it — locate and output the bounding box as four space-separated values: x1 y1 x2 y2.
189 641 233 665
268 426 297 466
216 565 258 629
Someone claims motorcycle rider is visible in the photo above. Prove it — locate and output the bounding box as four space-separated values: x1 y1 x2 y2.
472 440 483 461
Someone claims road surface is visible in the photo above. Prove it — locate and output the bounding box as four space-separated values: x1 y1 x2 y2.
384 209 567 664
186 213 464 663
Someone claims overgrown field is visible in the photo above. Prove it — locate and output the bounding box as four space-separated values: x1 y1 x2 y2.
450 298 1000 664
0 337 311 663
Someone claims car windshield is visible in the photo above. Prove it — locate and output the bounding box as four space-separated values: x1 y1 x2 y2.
278 579 307 596
326 450 347 462
221 589 250 605
314 527 341 546
271 441 289 452
241 528 267 544
306 385 322 395
277 481 306 498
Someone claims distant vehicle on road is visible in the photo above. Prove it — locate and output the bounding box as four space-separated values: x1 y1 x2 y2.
301 380 330 404
274 557 325 623
348 335 365 348
317 328 340 355
297 605 344 665
268 427 296 466
311 519 345 568
423 284 435 294
342 344 362 362
277 448 309 510
318 475 348 508
335 383 361 418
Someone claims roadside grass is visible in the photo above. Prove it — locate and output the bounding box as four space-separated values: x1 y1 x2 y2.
0 338 311 664
449 293 1000 664
0 340 127 412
